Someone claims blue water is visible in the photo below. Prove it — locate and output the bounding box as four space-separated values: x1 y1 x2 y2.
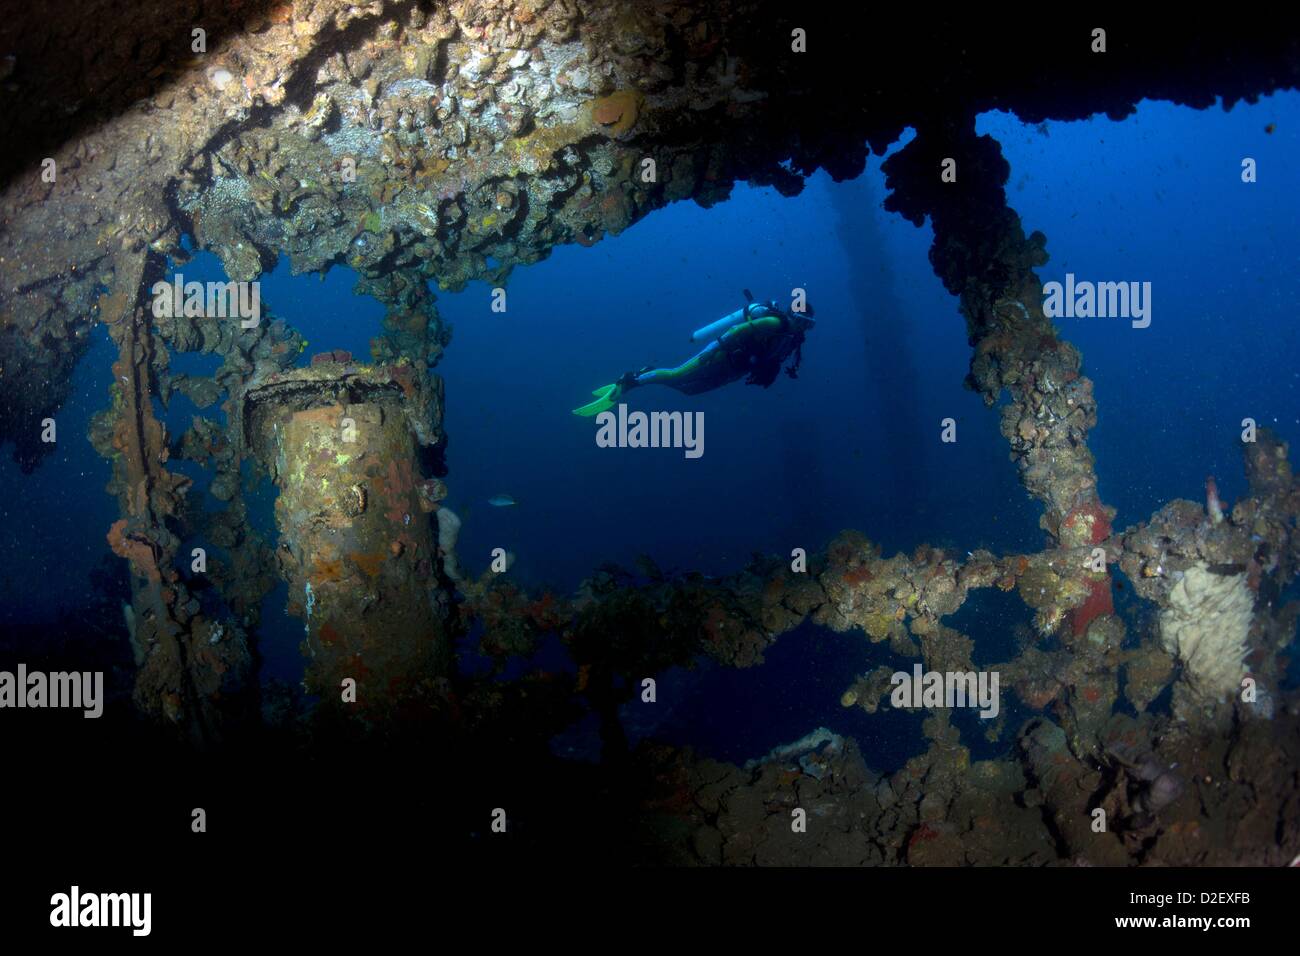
982 96 1300 523
3 93 1297 767
0 325 117 630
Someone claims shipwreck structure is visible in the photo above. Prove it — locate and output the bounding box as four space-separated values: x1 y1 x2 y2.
0 4 1297 864
241 357 449 718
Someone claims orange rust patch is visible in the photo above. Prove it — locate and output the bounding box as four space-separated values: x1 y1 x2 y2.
908 823 940 848
842 565 873 586
106 519 161 581
1063 498 1113 545
312 557 345 583
292 404 347 428
351 550 386 577
1070 576 1114 636
388 363 418 400
590 90 644 135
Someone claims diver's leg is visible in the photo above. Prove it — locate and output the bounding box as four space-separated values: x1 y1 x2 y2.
577 328 767 414
634 342 729 394
654 318 786 394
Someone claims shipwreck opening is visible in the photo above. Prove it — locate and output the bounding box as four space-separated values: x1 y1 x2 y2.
438 167 1044 593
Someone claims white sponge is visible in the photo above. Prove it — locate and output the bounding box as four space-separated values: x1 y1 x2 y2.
1160 564 1252 719
435 506 462 581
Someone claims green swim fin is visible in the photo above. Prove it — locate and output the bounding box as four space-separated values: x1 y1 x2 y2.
573 383 621 416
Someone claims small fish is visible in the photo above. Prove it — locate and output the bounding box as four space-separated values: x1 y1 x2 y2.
487 494 517 508
1265 123 1276 134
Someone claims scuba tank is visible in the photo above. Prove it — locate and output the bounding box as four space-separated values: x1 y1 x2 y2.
689 289 815 343
690 303 768 343
689 289 770 342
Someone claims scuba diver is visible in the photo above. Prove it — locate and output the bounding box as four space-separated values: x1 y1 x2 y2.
572 290 815 416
